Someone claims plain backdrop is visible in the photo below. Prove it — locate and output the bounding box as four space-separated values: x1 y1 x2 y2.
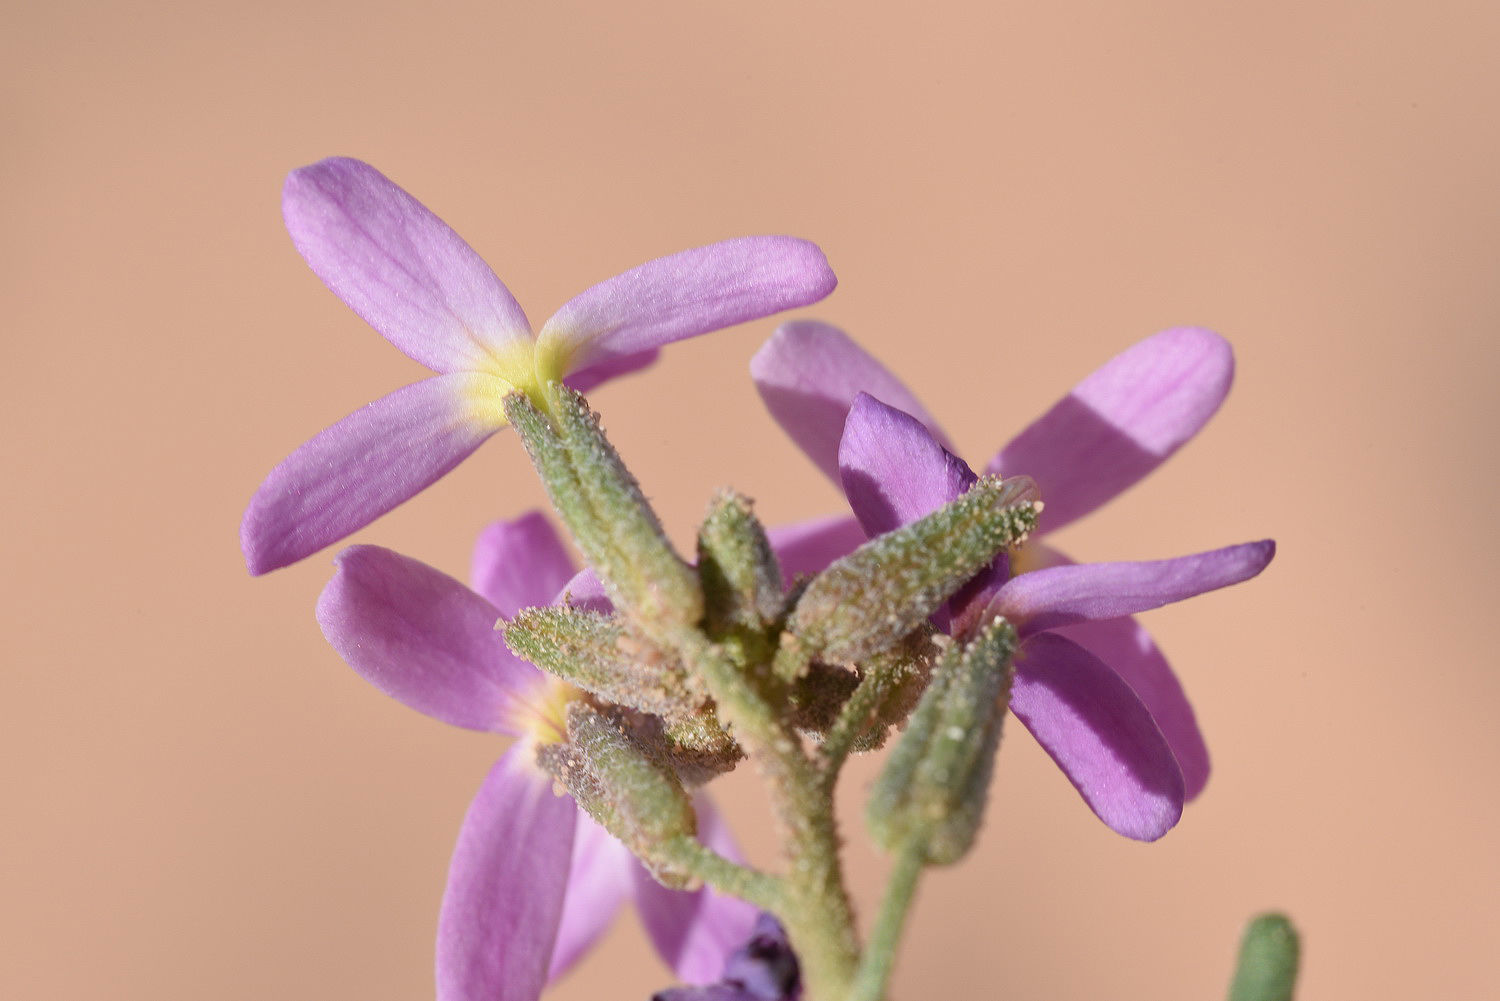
4 1 1497 998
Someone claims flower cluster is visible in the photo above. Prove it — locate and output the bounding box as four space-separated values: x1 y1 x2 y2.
752 323 1273 839
245 157 1274 1000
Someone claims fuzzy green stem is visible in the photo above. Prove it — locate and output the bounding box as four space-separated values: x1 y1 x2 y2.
849 840 927 1001
662 835 786 913
671 629 861 999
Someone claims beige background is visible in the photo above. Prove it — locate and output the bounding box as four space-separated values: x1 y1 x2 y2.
5 1 1497 998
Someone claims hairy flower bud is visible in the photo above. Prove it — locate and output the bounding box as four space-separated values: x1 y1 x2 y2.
503 607 702 718
505 386 702 634
788 476 1039 663
867 616 1018 864
697 490 784 636
539 702 698 886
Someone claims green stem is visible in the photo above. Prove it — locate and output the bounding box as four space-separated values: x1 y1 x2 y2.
671 630 861 999
664 836 785 913
849 840 927 1001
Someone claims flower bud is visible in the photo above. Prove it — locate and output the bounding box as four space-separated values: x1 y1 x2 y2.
788 476 1039 663
503 607 702 718
1228 914 1300 1001
505 386 702 634
697 490 784 635
866 616 1018 864
539 702 699 886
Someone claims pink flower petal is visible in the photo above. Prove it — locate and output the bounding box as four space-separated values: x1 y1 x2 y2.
241 373 511 575
838 393 975 537
1009 632 1185 841
751 320 950 483
547 814 634 981
633 795 760 983
557 568 612 613
1051 614 1211 800
990 540 1276 636
437 748 577 1001
471 512 579 617
283 158 533 374
764 515 867 583
538 237 836 378
317 546 546 734
988 328 1234 534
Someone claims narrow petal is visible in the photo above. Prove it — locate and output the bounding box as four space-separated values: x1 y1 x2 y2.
633 796 760 983
1052 615 1211 800
563 348 660 393
764 515 867 583
547 814 635 981
241 372 511 575
751 321 950 483
988 328 1234 534
283 158 533 375
838 393 975 537
537 237 837 380
1009 632 1185 841
472 512 579 616
437 748 576 1001
317 546 545 733
989 540 1276 635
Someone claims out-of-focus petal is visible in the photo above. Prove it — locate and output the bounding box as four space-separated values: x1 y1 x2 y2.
563 348 661 393
241 373 511 575
988 328 1234 534
751 320 950 483
653 986 759 1001
283 157 533 376
437 747 576 1001
557 568 613 613
537 237 836 377
838 393 975 537
718 914 800 1001
1009 632 1185 841
763 515 867 583
989 540 1276 636
633 796 760 984
547 814 635 982
317 546 545 734
471 512 579 617
1052 614 1211 800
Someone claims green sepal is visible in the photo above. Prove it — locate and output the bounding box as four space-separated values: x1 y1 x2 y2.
787 475 1039 663
504 385 702 635
503 607 702 718
538 702 698 887
697 490 784 636
866 617 1017 864
1227 913 1300 1001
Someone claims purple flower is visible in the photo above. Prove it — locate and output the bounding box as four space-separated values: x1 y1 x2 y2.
242 157 837 575
317 512 759 1001
653 913 801 1001
751 323 1275 840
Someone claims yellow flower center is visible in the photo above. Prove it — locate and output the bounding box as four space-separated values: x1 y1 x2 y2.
520 675 581 747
